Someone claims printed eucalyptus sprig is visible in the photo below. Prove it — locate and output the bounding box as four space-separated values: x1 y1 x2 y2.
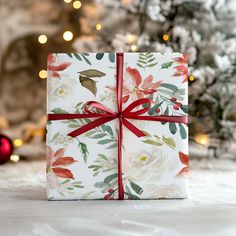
141 131 176 149
85 124 118 149
60 179 84 189
67 53 91 65
143 82 188 139
88 154 117 177
136 52 158 68
76 138 89 163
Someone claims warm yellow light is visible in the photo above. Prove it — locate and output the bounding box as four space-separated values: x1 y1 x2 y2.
73 0 81 9
38 35 47 44
63 31 73 41
14 139 23 147
131 44 138 52
10 154 20 162
96 23 102 31
163 34 169 42
127 34 137 44
189 75 195 81
195 135 209 145
39 70 47 79
122 0 132 6
64 0 72 3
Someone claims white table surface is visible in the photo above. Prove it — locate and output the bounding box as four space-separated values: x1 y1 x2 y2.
0 159 236 236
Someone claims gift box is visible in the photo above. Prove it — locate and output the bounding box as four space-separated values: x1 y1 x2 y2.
46 52 188 200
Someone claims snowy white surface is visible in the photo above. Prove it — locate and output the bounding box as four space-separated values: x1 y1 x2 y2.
0 159 236 236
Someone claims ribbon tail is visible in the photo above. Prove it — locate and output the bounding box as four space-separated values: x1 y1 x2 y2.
122 118 147 137
68 116 116 137
126 115 188 124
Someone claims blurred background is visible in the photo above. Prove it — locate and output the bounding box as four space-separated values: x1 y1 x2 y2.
0 0 236 164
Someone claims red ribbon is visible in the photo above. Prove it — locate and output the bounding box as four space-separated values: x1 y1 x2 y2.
47 53 188 200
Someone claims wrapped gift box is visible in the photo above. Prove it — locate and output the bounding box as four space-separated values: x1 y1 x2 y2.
46 52 188 200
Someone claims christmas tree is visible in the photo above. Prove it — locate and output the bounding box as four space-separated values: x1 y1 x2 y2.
0 0 236 159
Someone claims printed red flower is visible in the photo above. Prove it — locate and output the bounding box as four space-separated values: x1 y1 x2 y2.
173 54 188 83
46 146 77 179
176 151 189 177
176 166 188 177
107 67 161 103
47 54 72 79
175 53 188 64
179 151 189 165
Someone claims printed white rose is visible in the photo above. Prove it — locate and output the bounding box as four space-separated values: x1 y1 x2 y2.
143 184 184 199
123 149 173 182
48 77 77 102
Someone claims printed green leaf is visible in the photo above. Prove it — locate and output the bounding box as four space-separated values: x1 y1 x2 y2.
79 76 97 96
73 53 82 61
78 69 106 78
104 173 118 183
78 141 89 163
137 63 144 68
51 108 68 114
108 52 115 62
148 62 158 67
88 165 100 169
161 107 169 125
84 131 97 137
161 61 174 69
82 191 95 198
91 133 107 139
98 154 108 160
124 186 140 199
162 135 176 149
104 125 114 137
96 53 104 60
68 123 79 128
97 139 116 144
142 139 163 146
67 53 91 64
73 185 84 188
52 132 60 140
169 123 177 134
148 101 164 115
180 105 188 114
130 182 143 195
94 182 109 188
141 130 151 137
106 142 118 149
179 123 187 139
159 83 178 92
80 54 91 65
60 179 70 184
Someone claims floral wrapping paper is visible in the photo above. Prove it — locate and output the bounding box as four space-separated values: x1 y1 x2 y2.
46 52 188 200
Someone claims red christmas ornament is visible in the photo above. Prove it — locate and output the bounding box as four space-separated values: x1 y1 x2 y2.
0 134 14 164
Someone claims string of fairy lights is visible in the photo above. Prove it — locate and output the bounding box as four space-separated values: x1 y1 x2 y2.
37 0 195 83
0 0 202 165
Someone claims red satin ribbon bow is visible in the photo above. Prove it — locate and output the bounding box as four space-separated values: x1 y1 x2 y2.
47 53 188 200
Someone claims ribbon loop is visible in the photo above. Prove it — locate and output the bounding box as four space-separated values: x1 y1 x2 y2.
123 98 151 117
83 101 115 115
